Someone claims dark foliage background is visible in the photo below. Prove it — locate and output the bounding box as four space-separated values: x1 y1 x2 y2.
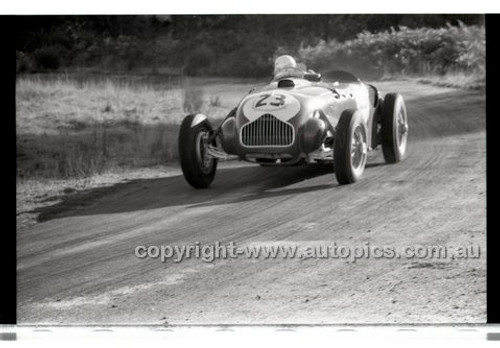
15 14 484 78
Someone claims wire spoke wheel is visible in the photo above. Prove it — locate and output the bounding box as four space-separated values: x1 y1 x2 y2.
381 93 408 163
396 108 408 154
179 114 217 188
334 109 368 185
351 125 367 172
195 131 214 173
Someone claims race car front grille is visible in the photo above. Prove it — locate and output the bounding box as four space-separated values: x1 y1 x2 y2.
240 114 294 147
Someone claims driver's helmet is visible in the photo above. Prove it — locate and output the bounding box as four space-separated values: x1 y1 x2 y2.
273 55 303 80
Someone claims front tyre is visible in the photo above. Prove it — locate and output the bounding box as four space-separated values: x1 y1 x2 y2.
178 114 217 188
381 93 408 163
334 110 368 185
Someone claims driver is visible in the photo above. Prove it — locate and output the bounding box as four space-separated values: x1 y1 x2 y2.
272 55 305 80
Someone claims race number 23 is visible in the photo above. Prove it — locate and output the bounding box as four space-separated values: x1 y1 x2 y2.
255 93 286 108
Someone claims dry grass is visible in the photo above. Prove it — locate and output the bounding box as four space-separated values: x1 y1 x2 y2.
415 72 485 91
16 75 186 133
379 70 485 91
182 85 205 114
16 75 243 179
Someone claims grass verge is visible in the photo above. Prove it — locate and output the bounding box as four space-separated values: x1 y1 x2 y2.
16 74 239 179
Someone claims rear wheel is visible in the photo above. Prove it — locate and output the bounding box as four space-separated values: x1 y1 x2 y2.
178 114 217 188
333 110 368 185
381 93 408 163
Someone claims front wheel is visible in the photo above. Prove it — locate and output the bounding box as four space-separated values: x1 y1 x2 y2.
178 114 217 188
333 110 368 185
381 93 408 163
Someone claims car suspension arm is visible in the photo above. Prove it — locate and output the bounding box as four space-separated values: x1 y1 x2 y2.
208 107 237 142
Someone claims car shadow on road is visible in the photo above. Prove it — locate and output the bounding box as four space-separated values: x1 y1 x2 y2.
32 163 339 223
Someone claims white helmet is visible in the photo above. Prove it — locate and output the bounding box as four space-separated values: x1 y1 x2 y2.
273 55 297 76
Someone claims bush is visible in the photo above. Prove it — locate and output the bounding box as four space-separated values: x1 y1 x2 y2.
16 51 35 73
33 47 62 71
297 23 485 80
185 45 216 76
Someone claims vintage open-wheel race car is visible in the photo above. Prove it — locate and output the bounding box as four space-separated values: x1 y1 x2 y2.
178 64 408 189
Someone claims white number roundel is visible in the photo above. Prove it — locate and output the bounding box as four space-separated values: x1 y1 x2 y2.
242 91 301 122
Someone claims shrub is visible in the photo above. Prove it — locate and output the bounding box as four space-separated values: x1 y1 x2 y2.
297 23 485 80
33 47 62 71
185 45 216 76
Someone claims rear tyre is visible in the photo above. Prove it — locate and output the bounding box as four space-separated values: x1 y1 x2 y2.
178 114 217 188
381 93 408 163
333 110 368 185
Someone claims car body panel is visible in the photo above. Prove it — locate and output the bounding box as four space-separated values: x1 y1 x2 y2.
218 73 380 163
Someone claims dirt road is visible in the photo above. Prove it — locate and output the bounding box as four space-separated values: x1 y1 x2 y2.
17 81 486 324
